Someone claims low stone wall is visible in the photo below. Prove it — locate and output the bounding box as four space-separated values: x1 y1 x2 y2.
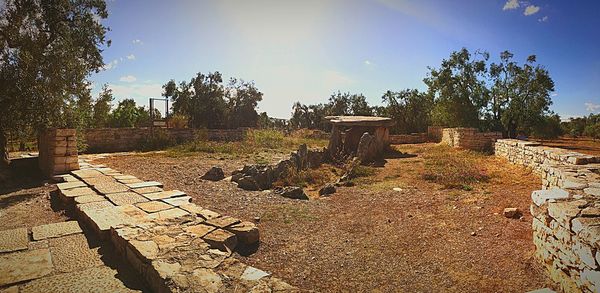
495 139 600 292
83 128 247 153
427 126 443 143
38 129 80 176
389 133 428 144
441 128 502 151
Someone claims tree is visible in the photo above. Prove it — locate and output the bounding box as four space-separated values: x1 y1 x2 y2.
424 48 489 128
490 53 555 137
382 89 433 134
226 78 263 128
110 99 144 128
92 84 114 128
0 0 109 164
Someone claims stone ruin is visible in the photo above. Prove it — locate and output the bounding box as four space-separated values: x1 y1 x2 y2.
325 115 394 163
496 139 600 292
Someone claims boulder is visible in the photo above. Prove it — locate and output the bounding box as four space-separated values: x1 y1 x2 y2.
503 207 522 219
319 184 336 196
237 176 260 191
201 167 225 181
273 186 308 200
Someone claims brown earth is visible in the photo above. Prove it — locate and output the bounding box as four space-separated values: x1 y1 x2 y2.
94 143 554 292
537 136 600 156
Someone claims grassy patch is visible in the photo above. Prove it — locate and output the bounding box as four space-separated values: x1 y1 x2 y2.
261 205 318 224
165 129 328 158
421 145 490 190
274 166 341 188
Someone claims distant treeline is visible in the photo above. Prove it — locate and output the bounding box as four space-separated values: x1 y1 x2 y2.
290 48 561 138
561 114 600 139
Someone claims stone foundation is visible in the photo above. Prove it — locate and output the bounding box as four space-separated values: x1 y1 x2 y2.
441 128 502 152
38 129 80 177
495 138 600 292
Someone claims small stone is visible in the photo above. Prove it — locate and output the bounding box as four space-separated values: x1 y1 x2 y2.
225 221 260 245
201 167 225 181
203 229 238 252
392 187 403 192
240 266 270 281
470 232 477 236
503 207 521 219
272 186 308 200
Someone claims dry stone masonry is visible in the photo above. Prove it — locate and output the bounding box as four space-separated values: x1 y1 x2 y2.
495 138 600 292
46 158 297 292
441 128 502 152
38 128 80 176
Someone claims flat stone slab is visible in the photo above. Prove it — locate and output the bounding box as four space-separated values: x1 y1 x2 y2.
203 229 237 252
32 221 82 241
19 266 141 293
61 187 97 198
57 181 86 190
127 181 163 189
71 169 104 179
162 195 192 207
134 186 164 194
184 224 216 237
0 248 53 286
81 176 116 186
48 234 103 273
0 228 29 253
74 194 107 204
206 216 241 229
76 200 115 212
136 201 173 213
241 266 270 281
143 190 186 201
107 192 149 206
148 208 189 220
114 175 138 181
83 205 149 233
93 182 130 194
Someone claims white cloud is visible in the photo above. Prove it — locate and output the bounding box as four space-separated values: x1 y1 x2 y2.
126 54 136 60
585 102 600 112
538 16 548 22
364 60 373 66
524 5 540 16
119 75 137 83
110 83 162 100
551 93 558 97
132 39 143 45
503 0 519 10
103 59 119 70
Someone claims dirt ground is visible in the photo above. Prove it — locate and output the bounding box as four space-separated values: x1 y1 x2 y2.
95 143 553 292
538 136 600 156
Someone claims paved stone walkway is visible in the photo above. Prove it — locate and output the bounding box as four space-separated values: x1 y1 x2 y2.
31 158 295 292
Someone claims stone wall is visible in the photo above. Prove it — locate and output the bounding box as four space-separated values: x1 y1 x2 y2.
427 126 443 143
38 129 80 176
495 138 600 292
389 133 428 144
83 128 247 153
441 128 502 152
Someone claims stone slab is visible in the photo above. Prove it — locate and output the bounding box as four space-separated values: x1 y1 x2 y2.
114 175 138 181
19 266 141 293
83 205 149 234
184 224 215 238
206 216 241 229
48 234 103 273
147 208 189 220
161 195 192 207
61 187 97 198
74 194 107 204
0 228 29 253
71 169 104 179
203 229 237 252
106 192 149 206
143 190 186 201
76 200 115 212
32 221 82 241
57 181 86 190
240 266 270 281
128 181 163 189
136 201 173 213
134 186 164 194
93 182 130 194
0 248 53 286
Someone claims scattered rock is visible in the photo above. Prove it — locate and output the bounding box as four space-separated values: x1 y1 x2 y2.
272 187 308 200
201 167 225 181
237 176 259 191
503 207 522 219
392 187 403 192
470 232 477 236
319 184 336 196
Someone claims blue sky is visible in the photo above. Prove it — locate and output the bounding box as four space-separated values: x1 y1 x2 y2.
91 0 600 119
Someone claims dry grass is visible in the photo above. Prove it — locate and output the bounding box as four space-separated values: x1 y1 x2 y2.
420 144 491 190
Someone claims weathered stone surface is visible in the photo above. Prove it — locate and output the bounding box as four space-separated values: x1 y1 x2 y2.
147 208 189 220
241 266 270 281
61 187 97 198
83 205 149 234
226 221 260 245
76 200 115 213
206 216 240 229
547 200 586 229
136 201 173 213
19 266 141 293
32 221 82 241
319 183 336 196
0 248 53 286
532 189 569 206
133 186 164 194
128 181 163 189
198 209 221 220
129 240 159 262
74 194 107 204
201 167 225 181
237 176 260 191
184 224 215 237
57 181 86 190
71 169 104 179
48 234 103 273
162 195 192 207
203 229 237 252
93 182 130 194
503 207 522 219
143 190 186 201
179 203 204 215
106 192 149 206
272 186 309 200
0 228 28 253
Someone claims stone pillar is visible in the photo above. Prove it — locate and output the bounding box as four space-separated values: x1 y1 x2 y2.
328 125 342 157
38 129 79 177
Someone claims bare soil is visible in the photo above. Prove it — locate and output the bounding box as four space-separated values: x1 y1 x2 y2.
538 136 600 156
95 143 553 292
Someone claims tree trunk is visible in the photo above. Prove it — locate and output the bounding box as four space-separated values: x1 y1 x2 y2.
0 129 9 168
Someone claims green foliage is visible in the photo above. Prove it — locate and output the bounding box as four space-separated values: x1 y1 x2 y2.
247 129 284 149
290 91 373 130
0 0 109 162
531 114 562 139
137 130 176 151
562 114 600 138
92 85 114 128
381 89 433 134
109 99 153 128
